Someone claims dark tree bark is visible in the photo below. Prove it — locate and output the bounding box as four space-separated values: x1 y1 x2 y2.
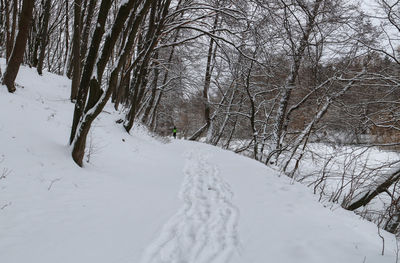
0 3 3 60
10 0 17 43
243 59 258 160
346 170 400 211
133 0 184 127
124 0 171 133
63 0 69 75
113 68 130 110
70 0 82 101
79 0 88 29
79 0 96 63
71 0 147 166
30 10 41 67
4 0 10 61
2 0 34 93
37 0 52 75
142 50 159 124
0 0 4 49
5 0 17 62
69 0 114 145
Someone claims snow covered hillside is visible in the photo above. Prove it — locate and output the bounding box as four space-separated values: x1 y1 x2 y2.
0 64 398 263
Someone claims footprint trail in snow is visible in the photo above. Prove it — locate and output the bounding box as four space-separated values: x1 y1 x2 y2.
140 151 240 263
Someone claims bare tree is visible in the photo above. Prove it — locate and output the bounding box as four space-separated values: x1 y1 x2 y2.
266 0 323 163
70 0 155 166
2 0 34 93
37 0 52 75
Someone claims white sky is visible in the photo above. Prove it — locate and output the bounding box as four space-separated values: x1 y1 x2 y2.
361 0 400 52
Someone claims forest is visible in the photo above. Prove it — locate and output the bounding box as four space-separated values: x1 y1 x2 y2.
2 0 400 239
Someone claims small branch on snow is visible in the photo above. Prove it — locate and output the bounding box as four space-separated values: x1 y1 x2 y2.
1 202 12 210
48 178 62 191
0 168 11 180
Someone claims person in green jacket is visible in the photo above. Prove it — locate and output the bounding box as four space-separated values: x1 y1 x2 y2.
173 126 177 139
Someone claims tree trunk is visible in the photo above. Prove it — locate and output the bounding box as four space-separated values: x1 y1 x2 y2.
5 0 17 62
268 0 322 163
5 0 10 61
69 0 114 144
63 0 70 76
142 50 159 124
80 0 96 63
212 83 237 146
70 0 82 101
346 170 400 211
189 14 218 141
37 0 52 75
2 0 34 93
124 0 171 133
244 61 258 160
0 0 4 51
71 0 151 167
30 14 41 67
145 0 184 128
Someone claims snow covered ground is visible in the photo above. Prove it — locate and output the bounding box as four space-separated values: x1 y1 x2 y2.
0 63 399 262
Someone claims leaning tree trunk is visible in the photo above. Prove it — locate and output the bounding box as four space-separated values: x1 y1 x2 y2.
346 169 400 211
212 82 237 146
282 71 364 175
267 0 322 164
2 0 34 93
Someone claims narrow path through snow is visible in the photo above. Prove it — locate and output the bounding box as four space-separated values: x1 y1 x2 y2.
140 151 240 263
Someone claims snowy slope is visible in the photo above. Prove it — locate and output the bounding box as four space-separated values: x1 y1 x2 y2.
0 63 398 263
